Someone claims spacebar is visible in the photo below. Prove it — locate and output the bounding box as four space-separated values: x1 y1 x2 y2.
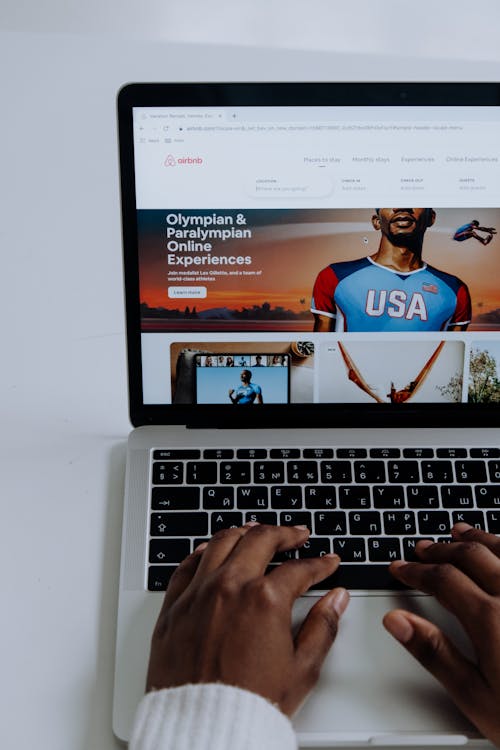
309 565 410 591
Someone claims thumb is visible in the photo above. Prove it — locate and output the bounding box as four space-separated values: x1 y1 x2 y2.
383 609 487 721
294 588 349 684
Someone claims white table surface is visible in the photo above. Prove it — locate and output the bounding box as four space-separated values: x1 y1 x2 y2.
1 27 498 750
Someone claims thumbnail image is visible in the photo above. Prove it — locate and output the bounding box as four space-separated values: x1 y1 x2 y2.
467 342 500 403
171 341 314 404
318 340 465 404
138 208 500 333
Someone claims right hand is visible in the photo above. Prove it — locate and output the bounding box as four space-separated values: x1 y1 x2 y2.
384 524 500 746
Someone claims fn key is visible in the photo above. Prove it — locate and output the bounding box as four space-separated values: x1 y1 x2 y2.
148 565 177 591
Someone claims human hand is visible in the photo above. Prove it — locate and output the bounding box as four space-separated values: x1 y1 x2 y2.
383 523 500 746
146 523 349 715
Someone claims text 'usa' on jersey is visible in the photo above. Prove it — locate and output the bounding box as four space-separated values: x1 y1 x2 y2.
310 257 471 332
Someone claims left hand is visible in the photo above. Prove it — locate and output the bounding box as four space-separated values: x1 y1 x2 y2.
146 523 349 715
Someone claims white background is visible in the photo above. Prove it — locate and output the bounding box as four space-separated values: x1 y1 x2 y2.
2 3 500 748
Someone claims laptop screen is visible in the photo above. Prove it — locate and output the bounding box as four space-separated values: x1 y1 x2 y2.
118 84 500 426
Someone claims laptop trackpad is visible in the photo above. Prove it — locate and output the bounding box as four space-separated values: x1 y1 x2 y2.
291 593 479 742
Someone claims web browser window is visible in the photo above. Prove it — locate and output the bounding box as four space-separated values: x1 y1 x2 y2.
133 105 500 409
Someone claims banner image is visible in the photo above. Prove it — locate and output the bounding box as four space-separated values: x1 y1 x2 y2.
138 208 500 333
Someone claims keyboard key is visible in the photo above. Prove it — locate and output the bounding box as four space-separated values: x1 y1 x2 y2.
148 565 177 591
368 538 401 562
221 462 251 484
383 511 416 535
245 511 277 525
321 461 352 483
271 486 302 509
475 486 500 508
451 511 485 529
204 449 234 459
418 511 450 535
349 511 381 535
305 486 337 509
287 461 318 483
332 538 366 562
388 461 419 483
470 448 500 458
254 461 285 483
440 485 473 508
403 448 434 458
421 461 453 483
339 486 371 509
151 512 208 536
203 487 234 509
237 487 268 509
373 486 405 509
488 461 500 482
403 537 434 561
309 565 408 590
149 539 190 563
455 461 487 483
407 485 440 509
354 461 386 483
152 487 200 510
298 538 332 558
193 538 211 550
370 448 400 458
486 511 500 533
186 461 218 484
436 448 467 458
304 448 333 458
337 449 366 458
270 448 300 459
211 512 243 533
152 462 183 484
315 511 347 535
236 449 267 459
153 449 200 460
279 511 312 530
272 548 297 563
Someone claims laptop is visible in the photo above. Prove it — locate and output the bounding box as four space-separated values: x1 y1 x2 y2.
113 82 500 746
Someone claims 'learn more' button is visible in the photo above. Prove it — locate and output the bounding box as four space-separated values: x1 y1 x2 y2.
168 286 207 299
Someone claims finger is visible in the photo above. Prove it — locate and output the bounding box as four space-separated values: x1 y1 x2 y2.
267 553 341 603
383 609 489 729
451 523 500 557
415 538 500 595
216 523 311 582
157 544 207 619
389 560 489 647
191 523 257 580
280 587 348 715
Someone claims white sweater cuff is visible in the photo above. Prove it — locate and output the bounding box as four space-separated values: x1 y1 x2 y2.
129 683 297 750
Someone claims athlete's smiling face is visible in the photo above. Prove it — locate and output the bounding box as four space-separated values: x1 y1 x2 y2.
372 208 436 243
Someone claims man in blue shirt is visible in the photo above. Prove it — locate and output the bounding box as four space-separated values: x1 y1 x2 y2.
311 208 471 332
228 369 263 404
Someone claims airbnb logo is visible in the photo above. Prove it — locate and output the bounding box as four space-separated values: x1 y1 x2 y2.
164 154 203 167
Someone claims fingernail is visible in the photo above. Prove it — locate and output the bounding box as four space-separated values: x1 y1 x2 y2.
294 525 309 530
390 560 407 570
331 588 349 617
453 522 473 535
244 521 260 527
194 542 208 553
416 539 433 551
384 613 414 644
323 552 340 560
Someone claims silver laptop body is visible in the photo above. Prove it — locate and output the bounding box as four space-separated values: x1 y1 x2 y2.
113 83 500 746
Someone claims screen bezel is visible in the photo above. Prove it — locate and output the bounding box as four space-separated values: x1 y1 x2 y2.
117 82 500 428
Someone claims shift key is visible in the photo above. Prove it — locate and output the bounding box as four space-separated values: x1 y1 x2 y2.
151 512 208 536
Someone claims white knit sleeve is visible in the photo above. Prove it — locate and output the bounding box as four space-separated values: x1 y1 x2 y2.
129 683 298 750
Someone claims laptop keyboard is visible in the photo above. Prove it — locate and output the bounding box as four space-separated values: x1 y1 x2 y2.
147 446 500 592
